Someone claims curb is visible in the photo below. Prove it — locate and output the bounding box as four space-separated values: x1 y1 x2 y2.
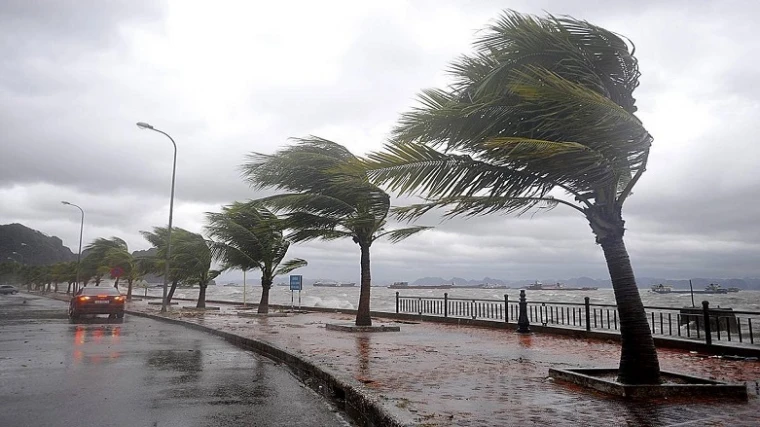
125 309 408 427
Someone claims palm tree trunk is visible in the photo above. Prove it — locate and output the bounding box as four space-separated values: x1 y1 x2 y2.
258 275 272 314
66 281 72 294
167 279 179 304
355 244 372 326
126 279 133 301
197 282 207 308
600 234 660 384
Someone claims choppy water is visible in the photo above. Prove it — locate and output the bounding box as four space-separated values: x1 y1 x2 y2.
135 285 760 313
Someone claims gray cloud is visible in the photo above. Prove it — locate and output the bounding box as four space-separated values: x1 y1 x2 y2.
2 0 760 283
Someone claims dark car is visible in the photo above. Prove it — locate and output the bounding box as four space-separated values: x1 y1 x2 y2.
0 285 18 295
69 287 125 319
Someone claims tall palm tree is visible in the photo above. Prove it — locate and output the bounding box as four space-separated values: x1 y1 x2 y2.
365 11 658 384
242 137 430 326
206 201 307 314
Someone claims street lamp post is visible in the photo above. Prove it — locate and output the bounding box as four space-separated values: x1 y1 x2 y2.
136 121 177 313
61 201 85 294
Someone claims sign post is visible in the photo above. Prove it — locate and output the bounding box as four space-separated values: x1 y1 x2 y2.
289 275 303 311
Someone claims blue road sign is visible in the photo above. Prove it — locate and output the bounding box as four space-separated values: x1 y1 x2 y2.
289 275 303 291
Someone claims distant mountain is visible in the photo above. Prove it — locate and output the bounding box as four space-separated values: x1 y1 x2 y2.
0 223 76 265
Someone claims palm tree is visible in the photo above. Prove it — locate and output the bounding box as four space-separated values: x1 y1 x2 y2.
84 237 134 290
241 137 430 326
140 227 188 304
141 227 220 308
170 230 221 308
365 11 658 384
206 201 307 314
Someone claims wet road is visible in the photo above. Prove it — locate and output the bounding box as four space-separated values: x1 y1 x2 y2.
0 294 351 427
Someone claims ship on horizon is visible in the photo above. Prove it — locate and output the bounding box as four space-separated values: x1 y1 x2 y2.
524 281 598 291
313 280 356 288
389 281 509 289
650 283 734 294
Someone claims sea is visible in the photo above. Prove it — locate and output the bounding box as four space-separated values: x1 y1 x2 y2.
135 284 760 313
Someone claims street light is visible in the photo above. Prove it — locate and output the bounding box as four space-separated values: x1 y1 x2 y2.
136 121 177 313
61 201 85 294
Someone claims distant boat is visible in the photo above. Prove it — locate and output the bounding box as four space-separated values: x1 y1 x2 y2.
651 283 729 294
525 281 597 291
313 281 356 287
389 281 453 289
727 287 741 293
223 283 241 287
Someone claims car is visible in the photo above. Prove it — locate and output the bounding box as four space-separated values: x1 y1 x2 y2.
0 285 18 295
69 287 125 319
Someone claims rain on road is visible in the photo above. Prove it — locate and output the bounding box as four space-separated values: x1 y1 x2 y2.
0 294 352 427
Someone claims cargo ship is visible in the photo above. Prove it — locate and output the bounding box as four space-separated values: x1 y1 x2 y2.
524 281 598 291
313 281 356 287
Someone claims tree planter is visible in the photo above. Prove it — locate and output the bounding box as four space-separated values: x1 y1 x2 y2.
325 323 400 333
238 312 290 318
181 306 221 311
549 368 747 400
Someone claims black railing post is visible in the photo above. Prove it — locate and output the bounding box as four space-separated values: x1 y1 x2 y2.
395 292 399 314
444 293 448 318
517 290 531 333
504 295 509 323
584 297 591 332
702 300 712 346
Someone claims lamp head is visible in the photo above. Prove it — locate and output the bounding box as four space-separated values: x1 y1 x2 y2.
136 122 154 130
61 201 70 205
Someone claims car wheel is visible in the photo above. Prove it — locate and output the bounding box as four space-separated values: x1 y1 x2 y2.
116 312 124 319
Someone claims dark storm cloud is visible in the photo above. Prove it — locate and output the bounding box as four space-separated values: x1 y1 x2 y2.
2 0 760 282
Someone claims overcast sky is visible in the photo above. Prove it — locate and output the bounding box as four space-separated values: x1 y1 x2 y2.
2 0 758 283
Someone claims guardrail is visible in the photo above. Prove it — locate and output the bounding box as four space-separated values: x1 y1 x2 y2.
395 291 759 348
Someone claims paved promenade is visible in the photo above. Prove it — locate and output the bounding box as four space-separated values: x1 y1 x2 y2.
125 299 759 426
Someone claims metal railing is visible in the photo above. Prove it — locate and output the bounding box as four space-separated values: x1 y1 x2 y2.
395 292 760 348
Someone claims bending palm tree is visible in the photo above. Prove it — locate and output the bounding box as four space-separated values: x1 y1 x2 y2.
206 201 307 314
366 11 658 384
141 227 217 307
169 231 221 308
84 237 133 290
242 137 430 326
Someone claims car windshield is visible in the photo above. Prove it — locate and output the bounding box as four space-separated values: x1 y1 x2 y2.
80 287 120 296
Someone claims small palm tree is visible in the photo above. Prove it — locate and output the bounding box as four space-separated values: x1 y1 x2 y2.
169 230 221 308
366 11 658 384
84 237 133 289
140 227 191 304
206 201 307 314
141 227 220 308
242 137 430 326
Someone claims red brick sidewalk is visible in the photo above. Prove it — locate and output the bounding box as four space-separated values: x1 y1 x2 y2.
128 300 760 426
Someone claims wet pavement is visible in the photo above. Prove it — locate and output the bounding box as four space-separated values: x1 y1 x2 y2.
124 298 760 427
0 294 352 427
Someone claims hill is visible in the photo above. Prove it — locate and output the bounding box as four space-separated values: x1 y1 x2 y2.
0 223 76 265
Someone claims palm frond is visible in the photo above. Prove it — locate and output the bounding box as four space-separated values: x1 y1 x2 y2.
274 258 308 276
374 226 432 244
392 195 575 222
366 141 552 199
287 229 355 243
